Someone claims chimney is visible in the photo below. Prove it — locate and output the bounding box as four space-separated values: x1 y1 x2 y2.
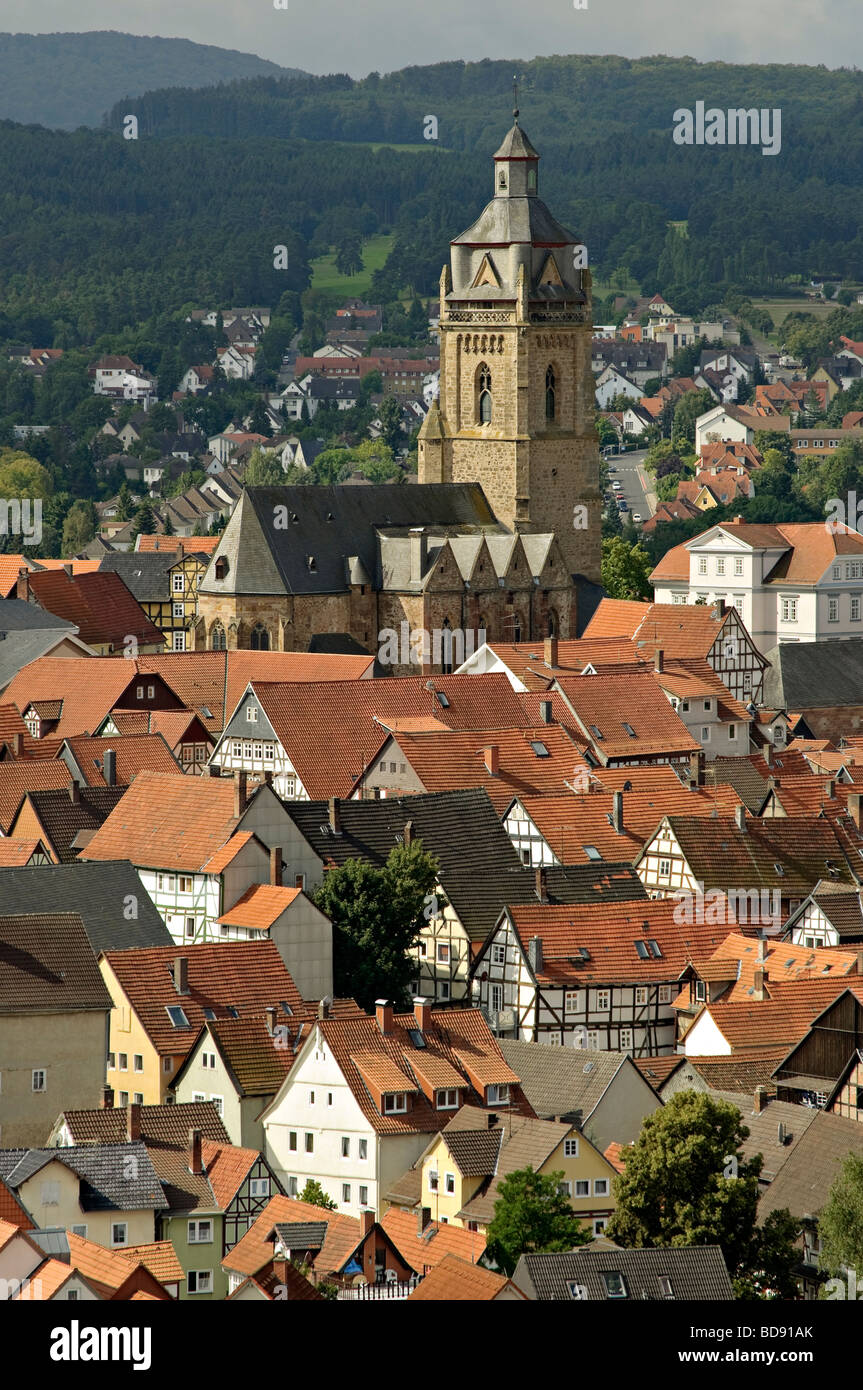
483 744 499 776
764 743 773 768
270 846 283 887
188 1128 203 1175
126 1101 141 1143
417 1205 431 1235
233 769 248 818
539 699 552 725
753 967 766 1000
544 636 559 668
15 566 29 602
654 648 664 673
172 956 189 995
328 797 341 832
535 866 549 903
63 561 73 577
754 1085 768 1114
403 820 414 847
825 779 835 800
849 793 862 829
11 732 21 757
100 1085 114 1109
318 997 330 1020
757 935 768 964
206 763 222 778
360 1209 375 1238
735 804 747 832
103 748 116 787
273 1256 289 1292
68 781 80 804
413 996 432 1032
689 751 704 787
265 1006 277 1036
612 790 624 833
527 935 543 974
409 527 427 584
375 999 393 1034
712 599 726 620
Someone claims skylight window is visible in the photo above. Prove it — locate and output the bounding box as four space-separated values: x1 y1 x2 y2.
435 691 450 708
530 741 550 757
648 940 663 959
774 863 785 876
622 723 637 739
583 845 602 861
225 1006 239 1018
280 1001 294 1015
201 706 213 720
635 940 650 959
166 1006 190 1028
589 725 604 741
203 1008 216 1020
407 1028 426 1050
578 947 591 961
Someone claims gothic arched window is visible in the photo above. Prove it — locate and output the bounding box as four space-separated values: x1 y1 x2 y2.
547 610 558 639
478 364 492 424
250 624 270 651
210 622 226 651
545 365 556 422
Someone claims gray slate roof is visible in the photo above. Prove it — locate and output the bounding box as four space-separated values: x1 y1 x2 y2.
763 639 863 710
0 1143 168 1211
285 789 647 942
273 1221 328 1250
0 912 113 1014
98 552 177 601
200 484 502 599
757 1110 863 1222
710 1091 819 1184
23 786 127 863
0 598 81 688
513 1246 734 1301
498 1040 634 1124
0 860 172 951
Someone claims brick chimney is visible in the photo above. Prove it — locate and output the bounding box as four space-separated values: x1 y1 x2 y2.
752 967 766 1001
375 999 393 1034
100 1085 114 1109
126 1102 141 1143
270 846 282 887
483 744 499 776
539 699 552 725
535 866 549 902
712 599 726 619
360 1209 375 1238
188 1128 203 1175
754 1085 768 1114
654 648 664 673
403 820 414 847
544 637 559 668
417 1205 431 1235
233 769 248 818
848 793 862 829
527 936 543 974
265 1006 277 1036
15 566 29 602
172 956 189 995
328 797 341 832
69 781 80 804
273 1256 289 1293
11 732 21 757
735 804 747 832
413 996 432 1032
689 750 704 788
103 748 116 787
317 997 330 1020
757 935 768 964
612 790 624 833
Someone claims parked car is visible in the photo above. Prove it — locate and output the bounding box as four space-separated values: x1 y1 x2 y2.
618 499 629 511
632 512 642 523
611 481 622 491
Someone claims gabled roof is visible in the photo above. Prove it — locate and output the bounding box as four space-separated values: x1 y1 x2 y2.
376 724 583 810
757 1111 863 1222
175 1015 305 1097
28 569 164 649
0 761 75 832
3 657 180 740
381 1207 488 1270
763 638 863 710
0 1143 167 1211
66 1232 183 1293
688 979 863 1052
499 1040 650 1122
224 1196 367 1280
553 672 700 761
55 1101 229 1149
700 932 860 1003
408 1253 517 1300
21 785 126 862
216 884 302 931
655 815 860 895
79 769 247 871
513 1245 733 1301
0 913 113 1014
0 860 171 951
101 941 303 1057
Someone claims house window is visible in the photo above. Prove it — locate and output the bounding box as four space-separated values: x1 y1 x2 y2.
492 944 506 965
119 1054 128 1072
383 1093 407 1114
188 1220 213 1244
853 596 862 622
40 1181 59 1205
635 987 648 1006
147 686 155 699
107 1052 116 1069
698 556 707 575
487 1085 510 1105
287 1176 298 1197
359 1139 368 1160
619 1029 633 1052
251 1178 271 1200
568 1282 587 1300
659 1276 675 1298
246 706 258 723
829 595 840 623
173 602 185 620
781 597 798 622
548 1030 562 1046
436 1089 459 1110
31 1068 47 1092
565 991 579 1013
695 980 707 1002
187 1270 213 1294
597 989 610 1010
439 981 451 1000
603 1271 627 1298
716 558 725 575
341 1137 350 1158
564 1137 579 1158
734 557 743 576
701 727 710 742
658 858 670 878
491 983 503 1012
172 573 185 592
133 1055 143 1072
111 1223 128 1248
163 1058 173 1073
558 1180 572 1197
308 1091 315 1105
305 1133 314 1153
729 724 737 740
594 1179 610 1198
575 1179 589 1197
593 1219 607 1236
178 876 193 893
659 986 672 1003
342 1183 352 1203
289 1132 297 1152
445 1172 455 1194
359 1185 368 1206
428 1168 439 1191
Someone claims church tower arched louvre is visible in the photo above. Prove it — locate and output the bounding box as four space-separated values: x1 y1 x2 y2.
418 112 601 582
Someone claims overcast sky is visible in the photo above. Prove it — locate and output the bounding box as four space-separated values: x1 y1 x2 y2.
1 0 858 76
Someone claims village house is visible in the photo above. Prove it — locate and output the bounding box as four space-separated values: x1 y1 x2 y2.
511 1245 734 1301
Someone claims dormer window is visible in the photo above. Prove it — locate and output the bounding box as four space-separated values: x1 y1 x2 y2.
487 1084 510 1105
436 1088 460 1110
383 1092 407 1114
215 557 229 580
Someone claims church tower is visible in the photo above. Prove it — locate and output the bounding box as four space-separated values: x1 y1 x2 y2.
418 108 601 581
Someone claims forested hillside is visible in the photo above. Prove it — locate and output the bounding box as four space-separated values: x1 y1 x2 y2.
0 31 304 129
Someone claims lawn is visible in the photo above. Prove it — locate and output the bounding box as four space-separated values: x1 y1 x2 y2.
309 233 395 297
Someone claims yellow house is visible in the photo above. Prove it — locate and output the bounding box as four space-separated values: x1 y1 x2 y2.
8 1149 165 1250
404 1108 617 1238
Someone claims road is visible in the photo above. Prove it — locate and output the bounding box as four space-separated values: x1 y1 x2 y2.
604 446 656 526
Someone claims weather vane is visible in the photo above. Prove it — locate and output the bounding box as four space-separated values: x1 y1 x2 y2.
513 73 519 123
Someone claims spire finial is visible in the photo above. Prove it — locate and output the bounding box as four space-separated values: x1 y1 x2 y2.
513 73 519 123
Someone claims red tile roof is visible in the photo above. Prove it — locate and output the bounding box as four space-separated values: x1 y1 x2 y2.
0 761 73 832
217 884 302 931
553 672 700 761
689 980 863 1052
63 733 182 784
80 769 249 871
408 1253 514 1299
382 1211 489 1273
29 569 165 649
380 725 584 811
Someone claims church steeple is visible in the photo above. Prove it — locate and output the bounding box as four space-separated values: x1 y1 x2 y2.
493 115 540 199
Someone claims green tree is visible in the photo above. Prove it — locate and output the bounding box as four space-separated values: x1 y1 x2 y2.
601 536 653 599
299 1179 338 1211
671 388 714 446
244 447 284 486
607 1092 798 1295
248 399 273 437
0 450 52 501
116 482 132 522
378 396 404 452
61 498 97 555
313 840 439 1010
817 1152 863 1279
131 498 157 540
485 1167 590 1275
334 236 364 277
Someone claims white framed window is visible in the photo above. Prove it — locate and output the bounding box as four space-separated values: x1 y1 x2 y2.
829 595 840 622
852 595 862 622
439 981 451 1000
548 1030 562 1046
341 1136 350 1158
492 944 506 965
587 1030 598 1048
188 1219 213 1244
564 1137 579 1158
445 1172 455 1194
342 1184 351 1203
173 602 184 619
250 1178 270 1199
210 1095 223 1116
32 1068 46 1092
133 1092 143 1105
491 983 503 1012
659 986 672 1003
111 1223 128 1247
163 1057 173 1073
619 1028 633 1052
597 989 610 1010
172 573 184 592
716 557 725 575
147 685 155 699
635 987 648 1006
133 1055 143 1072
119 1053 128 1072
187 1270 213 1294
575 1179 589 1197
358 1139 368 1160
658 858 670 878
178 876 193 893
558 1180 572 1197
383 1093 407 1114
71 1225 87 1237
304 1133 314 1153
833 564 842 580
359 1185 368 1206
698 556 707 575
781 596 798 623
593 1218 607 1236
192 1092 206 1103
428 1168 439 1192
565 990 579 1013
436 1089 459 1110
734 557 743 576
436 942 450 963
246 706 258 723
594 1178 610 1196
487 1084 510 1105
